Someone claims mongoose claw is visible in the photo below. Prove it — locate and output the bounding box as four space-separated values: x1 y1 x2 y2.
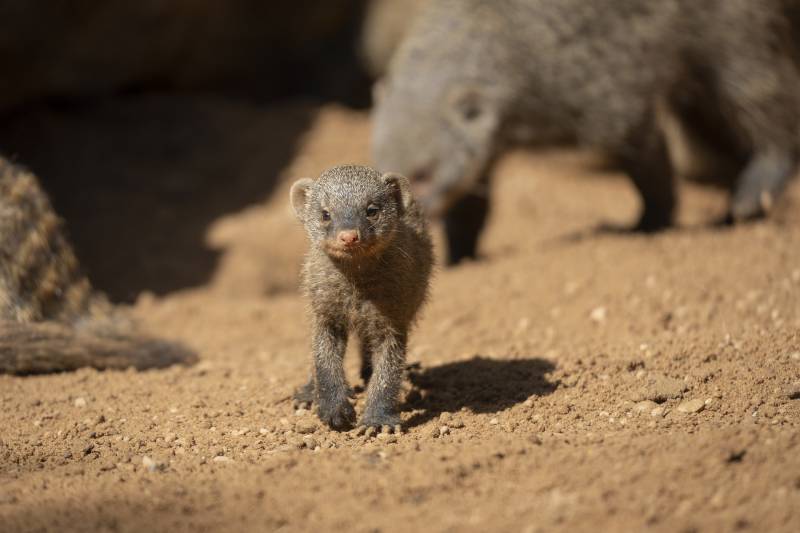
355 422 404 438
292 399 312 410
354 424 403 439
358 410 402 432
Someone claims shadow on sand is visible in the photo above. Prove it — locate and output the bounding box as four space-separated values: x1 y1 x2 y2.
402 356 557 428
0 95 316 302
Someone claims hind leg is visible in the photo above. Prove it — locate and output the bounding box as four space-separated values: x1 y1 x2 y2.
293 373 315 408
717 54 800 220
730 147 798 221
359 333 373 384
620 116 676 231
661 93 746 186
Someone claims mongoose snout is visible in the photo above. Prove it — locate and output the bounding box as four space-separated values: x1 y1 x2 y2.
337 229 360 245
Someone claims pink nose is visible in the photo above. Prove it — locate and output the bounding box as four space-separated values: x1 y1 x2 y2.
338 230 359 245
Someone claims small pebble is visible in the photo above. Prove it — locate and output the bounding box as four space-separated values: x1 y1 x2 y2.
650 406 666 418
677 399 705 414
489 418 499 425
302 436 318 449
212 456 232 463
73 398 87 408
634 400 658 413
439 425 450 436
784 384 800 400
142 456 166 472
449 418 465 429
590 307 607 323
634 375 687 403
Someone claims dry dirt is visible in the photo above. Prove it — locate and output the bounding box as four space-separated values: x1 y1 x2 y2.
1 97 799 532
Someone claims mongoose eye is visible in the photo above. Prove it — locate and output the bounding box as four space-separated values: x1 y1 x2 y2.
366 205 380 217
462 103 482 121
321 209 331 221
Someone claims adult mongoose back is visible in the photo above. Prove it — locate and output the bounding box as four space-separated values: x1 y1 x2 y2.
0 157 192 374
372 0 800 264
291 165 433 430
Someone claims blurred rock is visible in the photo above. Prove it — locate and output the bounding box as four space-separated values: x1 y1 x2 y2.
359 0 429 78
0 0 368 112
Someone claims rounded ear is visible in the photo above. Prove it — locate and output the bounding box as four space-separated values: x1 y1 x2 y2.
381 172 413 212
289 178 314 219
446 85 500 134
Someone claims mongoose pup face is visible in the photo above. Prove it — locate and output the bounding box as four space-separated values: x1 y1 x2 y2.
371 1 506 217
290 165 414 261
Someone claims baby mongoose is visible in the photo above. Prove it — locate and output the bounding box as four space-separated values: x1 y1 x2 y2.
372 0 800 264
0 157 192 374
290 165 433 430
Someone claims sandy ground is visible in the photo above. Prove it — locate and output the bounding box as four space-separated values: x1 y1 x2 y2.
1 97 799 532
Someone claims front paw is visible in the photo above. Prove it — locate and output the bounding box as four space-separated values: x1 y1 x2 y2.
317 396 356 430
360 406 401 430
633 210 671 233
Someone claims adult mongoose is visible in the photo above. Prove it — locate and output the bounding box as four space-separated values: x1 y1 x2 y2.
291 165 433 430
0 157 191 374
372 0 800 264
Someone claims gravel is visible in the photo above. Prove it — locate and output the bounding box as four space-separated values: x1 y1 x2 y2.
677 399 706 414
634 375 688 403
295 419 318 434
142 455 166 472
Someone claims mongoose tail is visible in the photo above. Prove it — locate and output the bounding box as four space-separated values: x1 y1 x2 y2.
0 320 194 375
0 158 195 375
